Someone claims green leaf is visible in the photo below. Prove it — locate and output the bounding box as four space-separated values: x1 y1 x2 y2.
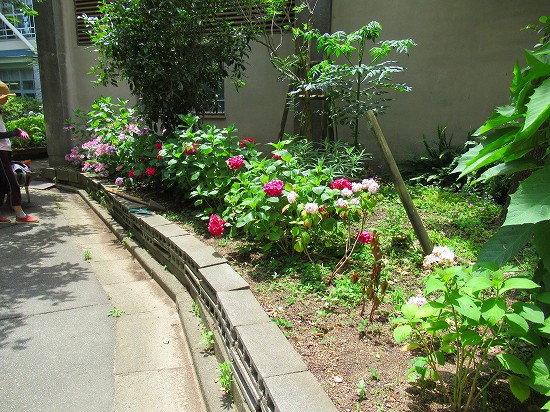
533 220 550 272
461 330 482 346
537 292 550 304
452 296 481 322
497 354 531 376
504 164 550 226
538 318 550 336
478 159 540 181
518 76 550 139
504 313 529 336
393 325 412 344
294 240 304 253
401 304 419 321
508 375 531 402
500 277 541 294
465 276 493 293
473 111 522 137
481 297 506 325
478 225 534 268
416 302 444 318
513 302 545 324
425 276 445 295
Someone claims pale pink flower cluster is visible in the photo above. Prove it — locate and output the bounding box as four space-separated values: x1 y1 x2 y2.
341 188 353 198
304 202 319 214
362 178 379 194
65 146 84 165
352 182 363 193
423 246 456 269
407 295 427 307
335 198 348 209
287 191 298 204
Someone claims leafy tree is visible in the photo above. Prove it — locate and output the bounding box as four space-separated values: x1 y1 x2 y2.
86 0 255 131
454 16 550 290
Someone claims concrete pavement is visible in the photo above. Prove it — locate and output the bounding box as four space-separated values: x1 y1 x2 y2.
0 186 206 412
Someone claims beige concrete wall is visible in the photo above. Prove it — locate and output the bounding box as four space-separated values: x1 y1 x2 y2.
209 41 293 141
59 2 134 117
331 0 547 161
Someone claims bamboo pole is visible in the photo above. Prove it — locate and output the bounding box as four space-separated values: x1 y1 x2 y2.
366 110 433 255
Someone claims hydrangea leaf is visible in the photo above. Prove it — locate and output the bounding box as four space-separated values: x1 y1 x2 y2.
509 375 531 402
533 220 550 272
481 297 506 326
497 353 531 376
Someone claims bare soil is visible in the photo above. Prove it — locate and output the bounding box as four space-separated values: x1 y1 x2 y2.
132 189 541 412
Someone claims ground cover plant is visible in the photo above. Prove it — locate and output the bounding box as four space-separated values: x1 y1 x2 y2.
64 97 548 411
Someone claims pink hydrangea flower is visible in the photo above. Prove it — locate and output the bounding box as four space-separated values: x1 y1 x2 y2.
330 178 352 190
352 182 363 193
357 230 374 245
208 214 226 237
263 179 284 197
115 177 124 186
341 188 353 198
407 295 427 307
227 155 245 170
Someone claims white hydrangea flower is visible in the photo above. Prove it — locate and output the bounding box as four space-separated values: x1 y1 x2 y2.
350 198 360 205
362 178 380 194
423 246 456 269
287 191 298 204
407 295 427 307
341 188 353 198
304 202 319 214
352 182 363 193
335 198 348 209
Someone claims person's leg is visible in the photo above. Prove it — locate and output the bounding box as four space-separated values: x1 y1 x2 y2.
0 151 13 222
0 151 38 223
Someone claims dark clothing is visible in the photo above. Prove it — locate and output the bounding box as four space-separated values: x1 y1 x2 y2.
0 150 22 207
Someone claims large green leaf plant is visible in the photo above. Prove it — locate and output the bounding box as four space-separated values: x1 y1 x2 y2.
454 17 550 290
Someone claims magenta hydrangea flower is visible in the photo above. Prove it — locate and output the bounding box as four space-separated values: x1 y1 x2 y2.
357 231 374 245
227 155 245 170
263 179 284 197
330 178 352 190
208 214 226 237
115 177 124 186
239 138 257 147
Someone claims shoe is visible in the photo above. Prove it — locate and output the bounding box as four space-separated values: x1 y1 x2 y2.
16 214 39 223
0 216 10 223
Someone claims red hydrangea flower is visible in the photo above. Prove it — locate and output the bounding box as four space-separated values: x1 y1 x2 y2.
319 205 330 219
184 146 196 155
128 169 135 178
145 167 156 177
208 214 226 237
357 231 374 245
272 154 282 160
263 179 284 197
155 142 163 150
156 154 163 160
227 155 245 170
330 178 352 190
239 138 257 147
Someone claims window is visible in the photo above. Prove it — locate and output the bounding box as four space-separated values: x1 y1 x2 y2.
0 67 36 98
0 0 35 40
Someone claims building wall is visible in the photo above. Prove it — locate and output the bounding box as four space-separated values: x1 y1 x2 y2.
48 1 547 163
331 0 547 161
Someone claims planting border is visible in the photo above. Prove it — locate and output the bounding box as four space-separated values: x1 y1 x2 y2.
44 167 337 412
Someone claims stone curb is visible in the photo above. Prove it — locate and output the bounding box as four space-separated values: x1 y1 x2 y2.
48 168 337 412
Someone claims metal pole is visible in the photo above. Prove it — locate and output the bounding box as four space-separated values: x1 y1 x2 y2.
366 110 433 255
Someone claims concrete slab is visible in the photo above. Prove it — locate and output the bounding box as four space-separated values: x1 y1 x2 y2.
114 368 205 412
114 309 188 375
103 279 174 315
0 305 115 412
90 258 151 285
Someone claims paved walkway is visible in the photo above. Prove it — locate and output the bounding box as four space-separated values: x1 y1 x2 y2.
0 185 206 412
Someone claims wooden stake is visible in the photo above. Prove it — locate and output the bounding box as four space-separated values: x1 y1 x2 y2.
366 110 433 255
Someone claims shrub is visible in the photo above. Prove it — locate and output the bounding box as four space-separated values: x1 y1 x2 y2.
7 114 46 148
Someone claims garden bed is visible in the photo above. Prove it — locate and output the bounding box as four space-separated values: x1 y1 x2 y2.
136 183 540 412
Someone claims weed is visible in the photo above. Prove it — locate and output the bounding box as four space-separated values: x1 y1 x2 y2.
370 367 380 381
217 361 233 395
356 379 367 401
107 307 125 317
271 316 294 330
199 326 214 350
83 250 92 261
191 301 200 317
